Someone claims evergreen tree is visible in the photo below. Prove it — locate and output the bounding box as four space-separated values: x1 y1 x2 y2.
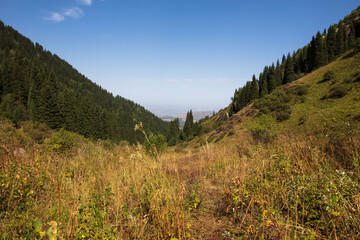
307 36 316 72
259 72 268 97
183 110 194 140
58 89 77 131
40 71 61 128
327 25 337 61
267 64 277 93
168 118 180 146
313 31 327 69
336 23 346 55
28 64 45 122
348 21 356 48
250 74 259 100
283 53 295 84
275 59 282 86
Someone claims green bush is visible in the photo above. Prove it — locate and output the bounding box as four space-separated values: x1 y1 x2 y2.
246 114 278 143
295 85 309 96
328 86 348 99
45 129 77 152
321 70 335 83
144 134 167 159
276 111 291 121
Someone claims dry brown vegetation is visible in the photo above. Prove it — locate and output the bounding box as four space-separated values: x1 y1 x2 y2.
1 116 360 239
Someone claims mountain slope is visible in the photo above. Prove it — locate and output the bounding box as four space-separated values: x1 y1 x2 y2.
0 20 168 144
193 48 360 147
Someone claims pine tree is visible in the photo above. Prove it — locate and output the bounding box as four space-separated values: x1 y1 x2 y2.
348 21 356 49
283 53 295 84
58 89 77 131
336 23 346 55
250 74 259 100
275 59 282 86
168 118 180 146
327 25 337 61
306 36 316 72
28 64 45 122
183 110 194 140
40 71 61 128
259 72 268 97
313 31 327 69
267 64 277 93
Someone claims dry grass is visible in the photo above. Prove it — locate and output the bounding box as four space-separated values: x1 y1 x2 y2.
1 117 360 239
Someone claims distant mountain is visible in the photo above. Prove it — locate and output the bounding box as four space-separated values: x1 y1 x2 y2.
175 111 213 122
160 111 213 129
0 20 169 144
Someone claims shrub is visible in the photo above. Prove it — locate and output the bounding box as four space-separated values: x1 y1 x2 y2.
322 70 335 82
276 111 291 121
21 121 52 144
143 134 167 159
246 114 278 143
328 86 348 99
295 85 309 96
45 129 77 152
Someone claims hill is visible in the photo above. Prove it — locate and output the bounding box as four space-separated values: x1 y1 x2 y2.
0 20 169 144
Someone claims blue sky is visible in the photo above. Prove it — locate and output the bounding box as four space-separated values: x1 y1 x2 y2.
1 0 359 115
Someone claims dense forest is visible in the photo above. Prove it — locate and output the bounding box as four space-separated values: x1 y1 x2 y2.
0 20 169 144
230 6 360 115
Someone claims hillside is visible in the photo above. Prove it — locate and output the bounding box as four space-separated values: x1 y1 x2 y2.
0 20 169 144
193 48 360 147
1 49 360 239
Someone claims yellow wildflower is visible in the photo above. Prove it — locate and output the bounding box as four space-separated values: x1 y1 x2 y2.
263 210 268 216
246 225 254 233
266 220 273 226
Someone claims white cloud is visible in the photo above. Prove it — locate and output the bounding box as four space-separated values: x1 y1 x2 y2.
45 12 65 22
63 7 84 19
78 0 92 6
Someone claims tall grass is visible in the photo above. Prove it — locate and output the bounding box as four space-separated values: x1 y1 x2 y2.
1 117 360 239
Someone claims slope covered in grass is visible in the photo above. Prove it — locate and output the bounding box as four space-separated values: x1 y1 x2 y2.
194 49 360 148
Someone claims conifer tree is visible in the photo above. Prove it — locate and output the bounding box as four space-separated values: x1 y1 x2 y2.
348 21 356 48
327 25 337 61
40 71 61 128
307 36 316 72
183 110 194 140
28 65 45 122
275 59 282 86
250 74 259 100
168 118 180 146
336 23 346 55
267 64 277 93
259 72 268 97
314 31 327 69
283 53 295 84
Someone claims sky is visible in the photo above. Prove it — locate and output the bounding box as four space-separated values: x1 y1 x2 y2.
0 0 359 115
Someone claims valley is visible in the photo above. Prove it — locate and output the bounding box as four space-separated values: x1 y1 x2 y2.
1 3 360 240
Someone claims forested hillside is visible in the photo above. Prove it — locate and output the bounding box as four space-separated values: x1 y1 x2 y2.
0 20 169 144
230 6 360 115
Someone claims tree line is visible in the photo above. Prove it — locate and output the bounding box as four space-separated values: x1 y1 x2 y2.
230 6 360 115
0 20 169 144
166 110 206 145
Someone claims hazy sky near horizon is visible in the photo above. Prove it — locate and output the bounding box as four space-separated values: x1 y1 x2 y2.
1 0 359 115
